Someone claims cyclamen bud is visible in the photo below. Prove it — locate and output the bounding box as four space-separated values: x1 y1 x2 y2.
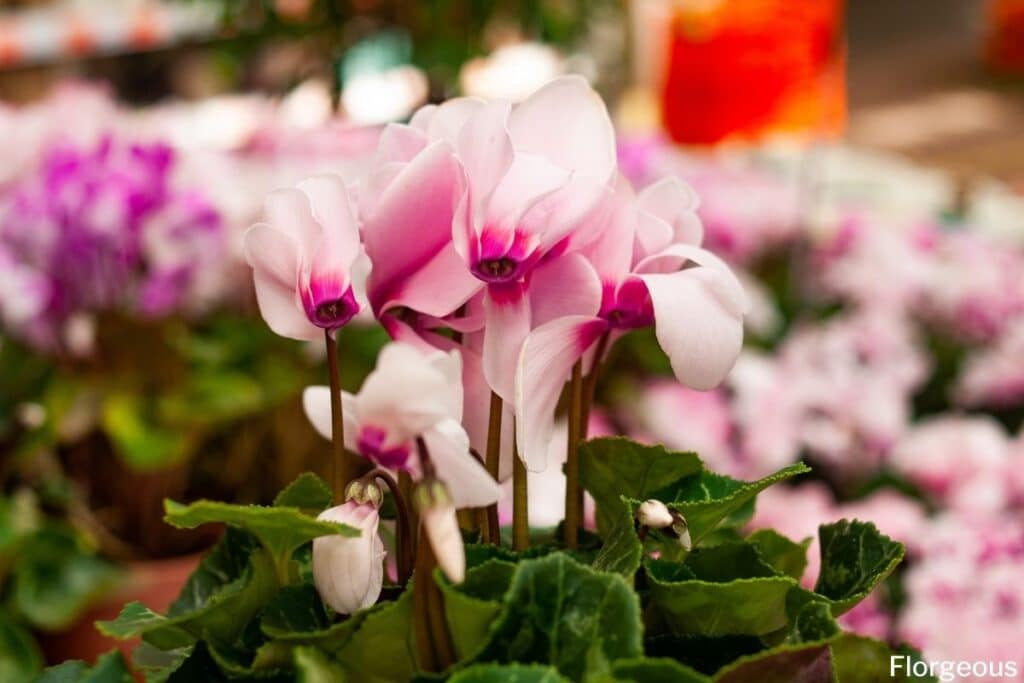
636 500 692 551
636 500 674 529
345 478 384 508
312 501 385 614
416 479 464 583
673 516 692 552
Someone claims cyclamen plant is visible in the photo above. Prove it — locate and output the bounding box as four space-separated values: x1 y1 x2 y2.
71 79 927 683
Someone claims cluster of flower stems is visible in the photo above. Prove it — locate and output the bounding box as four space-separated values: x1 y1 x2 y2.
322 328 610 671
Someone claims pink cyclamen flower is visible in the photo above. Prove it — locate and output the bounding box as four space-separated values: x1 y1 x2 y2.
245 174 363 340
516 175 748 470
303 342 501 509
360 76 616 402
312 500 384 614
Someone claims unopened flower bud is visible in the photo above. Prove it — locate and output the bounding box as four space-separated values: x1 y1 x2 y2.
344 478 384 508
313 501 385 614
416 479 464 583
672 516 692 552
636 500 674 529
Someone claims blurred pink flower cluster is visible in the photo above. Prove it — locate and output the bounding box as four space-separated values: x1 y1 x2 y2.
0 82 382 354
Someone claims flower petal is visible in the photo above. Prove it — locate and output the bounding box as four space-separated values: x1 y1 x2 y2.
244 223 298 288
253 270 318 341
357 343 462 440
457 99 514 208
640 270 744 390
529 252 602 327
483 283 531 403
421 503 465 583
508 75 616 183
423 419 501 508
263 187 321 257
302 386 360 452
636 243 749 317
297 174 361 273
515 315 606 471
363 141 470 317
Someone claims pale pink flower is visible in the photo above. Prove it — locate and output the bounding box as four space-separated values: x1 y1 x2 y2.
313 501 385 614
623 380 737 475
360 76 616 405
954 319 1024 409
889 416 1012 515
244 174 364 340
515 176 747 470
303 343 501 509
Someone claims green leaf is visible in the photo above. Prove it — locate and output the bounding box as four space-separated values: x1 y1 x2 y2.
273 473 333 512
831 636 936 683
98 528 278 648
448 664 571 682
163 497 357 576
293 646 347 683
336 592 416 683
12 528 121 631
438 559 516 659
712 644 834 683
578 438 702 533
655 463 811 545
37 651 133 683
645 556 797 637
644 634 764 676
611 657 710 683
591 501 642 577
472 553 642 680
747 529 811 582
132 642 193 683
814 520 904 615
0 613 41 683
259 585 330 637
101 392 194 470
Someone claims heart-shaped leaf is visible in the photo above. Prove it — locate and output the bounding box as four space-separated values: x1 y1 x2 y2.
814 520 904 616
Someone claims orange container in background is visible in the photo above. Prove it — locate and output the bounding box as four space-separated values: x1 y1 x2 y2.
987 0 1024 74
651 0 846 145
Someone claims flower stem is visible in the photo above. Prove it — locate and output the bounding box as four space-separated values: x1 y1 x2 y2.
365 468 414 586
325 329 352 504
412 532 439 673
484 392 503 546
581 331 610 437
564 360 584 549
512 432 529 551
412 525 455 672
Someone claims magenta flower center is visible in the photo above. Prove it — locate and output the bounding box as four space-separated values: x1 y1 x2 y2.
600 279 654 330
356 425 412 470
304 285 358 330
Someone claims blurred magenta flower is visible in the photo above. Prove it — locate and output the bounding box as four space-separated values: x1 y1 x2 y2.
0 136 222 352
244 174 364 340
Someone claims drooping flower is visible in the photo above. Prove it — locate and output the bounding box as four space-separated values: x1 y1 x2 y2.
516 175 748 469
416 479 465 583
303 342 501 509
312 500 385 614
244 174 364 341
